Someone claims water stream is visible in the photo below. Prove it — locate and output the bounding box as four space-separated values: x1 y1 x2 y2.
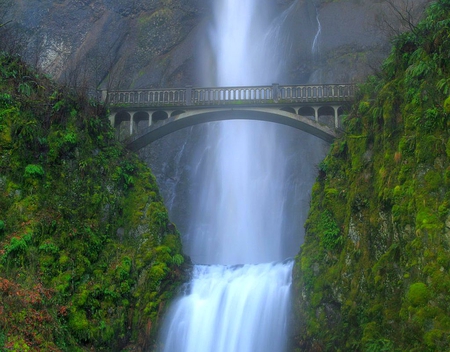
312 6 322 54
159 1 316 350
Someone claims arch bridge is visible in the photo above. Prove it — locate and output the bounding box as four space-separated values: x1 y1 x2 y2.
105 83 355 151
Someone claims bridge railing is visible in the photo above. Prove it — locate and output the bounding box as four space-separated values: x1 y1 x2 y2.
279 84 355 102
107 88 187 106
191 86 274 105
106 84 355 106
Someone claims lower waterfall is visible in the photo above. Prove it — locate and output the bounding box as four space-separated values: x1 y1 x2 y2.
160 262 293 352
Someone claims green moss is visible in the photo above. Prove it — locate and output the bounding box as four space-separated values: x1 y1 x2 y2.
318 210 342 250
406 283 429 307
0 53 186 350
293 1 450 350
444 96 450 113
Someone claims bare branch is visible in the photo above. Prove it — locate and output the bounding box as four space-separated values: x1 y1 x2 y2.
373 0 432 40
0 20 12 28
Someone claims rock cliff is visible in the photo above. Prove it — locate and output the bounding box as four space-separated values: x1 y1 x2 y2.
1 0 431 89
1 0 208 89
293 1 450 349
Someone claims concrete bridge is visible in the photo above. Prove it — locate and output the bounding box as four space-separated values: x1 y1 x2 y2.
105 83 355 151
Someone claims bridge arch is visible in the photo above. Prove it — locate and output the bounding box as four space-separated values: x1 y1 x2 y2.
318 105 335 116
134 111 149 124
280 106 296 114
298 106 316 119
113 111 131 128
134 111 150 134
171 110 186 117
152 110 169 122
110 111 132 139
318 106 336 128
123 107 338 151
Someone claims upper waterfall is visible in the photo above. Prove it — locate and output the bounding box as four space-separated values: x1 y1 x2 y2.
186 0 290 265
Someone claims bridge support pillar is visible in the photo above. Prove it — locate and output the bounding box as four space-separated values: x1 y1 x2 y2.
109 112 116 128
147 112 152 126
130 111 136 136
313 106 319 122
332 105 340 129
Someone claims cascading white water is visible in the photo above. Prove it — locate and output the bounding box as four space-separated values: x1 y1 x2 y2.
159 1 302 351
161 262 293 352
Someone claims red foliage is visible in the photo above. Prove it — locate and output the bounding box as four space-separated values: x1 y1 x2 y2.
0 277 63 351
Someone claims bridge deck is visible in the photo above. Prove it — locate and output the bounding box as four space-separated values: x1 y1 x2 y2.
105 83 355 108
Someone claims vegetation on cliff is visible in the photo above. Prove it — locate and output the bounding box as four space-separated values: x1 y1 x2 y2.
294 0 450 350
0 54 186 351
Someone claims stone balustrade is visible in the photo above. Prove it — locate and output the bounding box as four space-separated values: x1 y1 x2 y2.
105 83 355 107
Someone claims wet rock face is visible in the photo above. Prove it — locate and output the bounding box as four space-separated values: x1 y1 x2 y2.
273 0 431 84
1 0 209 89
1 0 431 88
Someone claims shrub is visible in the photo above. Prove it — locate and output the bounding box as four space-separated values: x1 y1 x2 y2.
407 282 429 307
23 164 44 178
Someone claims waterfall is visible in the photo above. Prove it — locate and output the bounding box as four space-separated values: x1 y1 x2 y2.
312 6 321 54
186 0 288 266
161 262 293 352
158 1 320 350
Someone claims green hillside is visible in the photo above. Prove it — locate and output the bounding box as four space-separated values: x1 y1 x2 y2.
0 54 185 351
293 0 450 350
